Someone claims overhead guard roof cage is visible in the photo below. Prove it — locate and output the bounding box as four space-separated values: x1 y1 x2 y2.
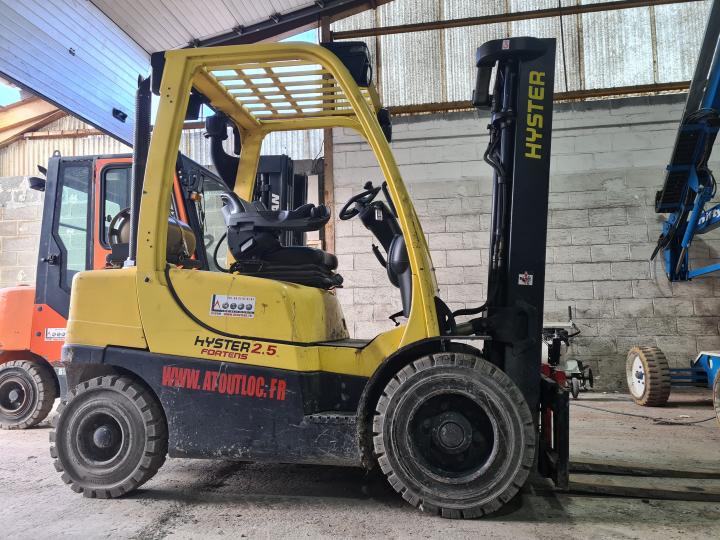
151 43 383 130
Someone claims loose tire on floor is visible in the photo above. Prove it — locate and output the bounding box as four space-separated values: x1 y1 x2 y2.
50 375 168 498
570 377 581 399
0 360 57 429
626 346 671 407
372 352 535 519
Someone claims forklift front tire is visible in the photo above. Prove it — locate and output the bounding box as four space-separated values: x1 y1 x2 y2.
50 375 168 498
626 346 671 407
373 353 535 519
0 360 57 429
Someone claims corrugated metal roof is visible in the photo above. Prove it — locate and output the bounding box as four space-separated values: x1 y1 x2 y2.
332 0 714 107
91 0 318 52
0 115 322 177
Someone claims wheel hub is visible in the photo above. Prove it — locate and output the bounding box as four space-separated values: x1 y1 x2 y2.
93 425 116 449
630 355 646 396
0 378 29 415
433 412 473 454
77 413 124 464
410 393 495 477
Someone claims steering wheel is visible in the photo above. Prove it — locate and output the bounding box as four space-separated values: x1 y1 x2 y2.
107 207 131 245
339 182 382 220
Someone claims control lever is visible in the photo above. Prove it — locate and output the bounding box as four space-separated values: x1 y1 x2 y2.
372 244 387 268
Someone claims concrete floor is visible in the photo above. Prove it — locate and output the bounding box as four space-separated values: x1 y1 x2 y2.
1 391 719 539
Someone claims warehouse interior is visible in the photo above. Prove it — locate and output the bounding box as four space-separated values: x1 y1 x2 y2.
1 0 719 537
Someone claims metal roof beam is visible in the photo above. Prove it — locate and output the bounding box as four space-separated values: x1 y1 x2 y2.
386 81 691 115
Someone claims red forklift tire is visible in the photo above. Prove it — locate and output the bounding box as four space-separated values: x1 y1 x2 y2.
0 360 58 429
626 346 671 407
50 375 167 498
373 352 535 519
713 373 720 426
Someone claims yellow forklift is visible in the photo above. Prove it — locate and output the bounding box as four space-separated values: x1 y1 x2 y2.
51 38 567 518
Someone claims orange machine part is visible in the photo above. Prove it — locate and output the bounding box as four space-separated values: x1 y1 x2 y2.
0 286 35 351
29 303 68 363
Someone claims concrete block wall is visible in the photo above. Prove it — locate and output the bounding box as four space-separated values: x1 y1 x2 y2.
1 94 719 389
0 176 43 288
332 94 720 389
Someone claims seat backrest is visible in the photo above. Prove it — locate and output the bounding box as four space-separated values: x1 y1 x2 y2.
358 201 411 317
109 214 196 266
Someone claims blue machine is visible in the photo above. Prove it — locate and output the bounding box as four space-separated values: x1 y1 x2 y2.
652 0 720 281
644 0 720 408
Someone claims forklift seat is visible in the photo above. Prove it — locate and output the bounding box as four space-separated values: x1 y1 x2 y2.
220 192 343 288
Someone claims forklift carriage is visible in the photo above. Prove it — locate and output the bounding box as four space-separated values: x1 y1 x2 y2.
51 39 568 518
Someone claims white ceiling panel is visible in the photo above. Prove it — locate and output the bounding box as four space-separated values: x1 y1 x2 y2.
0 0 377 143
91 0 319 52
0 0 149 144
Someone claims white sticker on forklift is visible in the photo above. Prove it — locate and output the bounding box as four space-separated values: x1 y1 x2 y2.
518 272 534 286
210 294 255 318
45 328 66 341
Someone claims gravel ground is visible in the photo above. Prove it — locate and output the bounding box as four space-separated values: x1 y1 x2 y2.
1 390 719 539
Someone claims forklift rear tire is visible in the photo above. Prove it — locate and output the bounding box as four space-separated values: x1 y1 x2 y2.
373 353 535 519
50 375 167 498
0 360 57 429
626 346 671 407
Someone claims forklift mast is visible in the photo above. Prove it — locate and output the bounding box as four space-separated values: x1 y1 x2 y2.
473 37 556 412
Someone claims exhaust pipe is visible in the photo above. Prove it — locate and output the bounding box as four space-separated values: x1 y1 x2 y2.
126 76 152 267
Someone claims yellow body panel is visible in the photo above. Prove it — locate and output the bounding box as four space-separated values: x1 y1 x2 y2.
66 43 440 378
66 268 146 350
165 268 349 343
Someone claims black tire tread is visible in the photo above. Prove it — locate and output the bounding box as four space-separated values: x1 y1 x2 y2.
626 346 671 407
0 360 57 430
49 375 167 498
372 353 535 519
